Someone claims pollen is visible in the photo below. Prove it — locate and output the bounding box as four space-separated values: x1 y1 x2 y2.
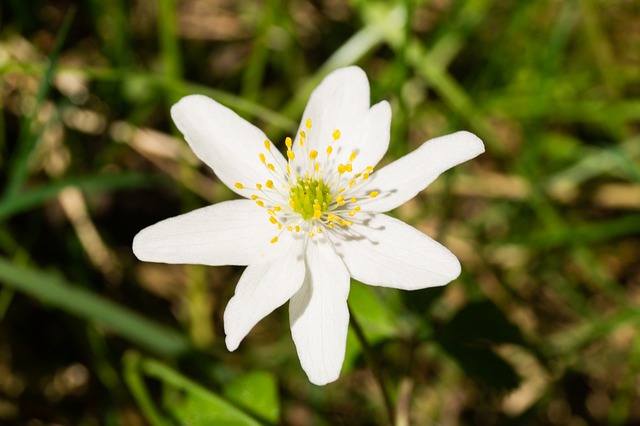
259 153 266 163
349 151 357 162
264 140 271 150
306 118 312 129
326 146 333 155
234 182 244 189
332 129 341 140
285 137 293 149
309 150 318 160
369 191 379 198
270 237 278 244
287 150 295 160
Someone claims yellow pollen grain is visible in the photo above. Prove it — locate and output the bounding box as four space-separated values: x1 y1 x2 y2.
295 225 301 232
335 195 345 203
264 140 271 150
369 191 379 198
366 166 373 172
267 163 275 171
287 150 295 160
349 152 357 162
345 164 353 172
309 150 318 160
300 130 306 139
259 153 266 163
337 164 346 174
306 118 312 129
251 195 258 200
349 211 356 217
269 216 278 224
363 172 370 180
256 183 263 190
285 137 293 148
234 182 244 189
326 145 333 155
274 206 282 211
266 180 274 189
354 206 361 212
332 129 341 140
256 200 265 207
270 237 278 244
349 180 356 188
278 224 283 230
350 197 357 203
268 209 275 215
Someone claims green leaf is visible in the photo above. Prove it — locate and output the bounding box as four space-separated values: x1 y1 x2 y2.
124 353 263 426
0 257 190 356
441 300 525 346
223 371 280 424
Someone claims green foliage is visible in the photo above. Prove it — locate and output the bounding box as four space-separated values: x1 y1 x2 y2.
1 0 639 424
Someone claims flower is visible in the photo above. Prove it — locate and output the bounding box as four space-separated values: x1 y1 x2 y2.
133 66 485 385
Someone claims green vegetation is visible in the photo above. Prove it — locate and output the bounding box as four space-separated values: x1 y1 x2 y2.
1 0 639 424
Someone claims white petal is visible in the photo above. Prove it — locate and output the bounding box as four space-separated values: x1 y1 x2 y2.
354 131 485 212
289 237 350 385
330 213 460 290
291 67 370 175
171 95 287 198
224 232 306 351
348 100 391 172
133 200 276 266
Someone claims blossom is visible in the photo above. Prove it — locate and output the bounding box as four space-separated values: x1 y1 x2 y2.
133 66 485 385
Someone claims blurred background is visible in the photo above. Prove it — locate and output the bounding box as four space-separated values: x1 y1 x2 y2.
1 0 640 424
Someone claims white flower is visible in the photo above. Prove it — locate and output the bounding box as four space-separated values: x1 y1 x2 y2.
133 66 484 385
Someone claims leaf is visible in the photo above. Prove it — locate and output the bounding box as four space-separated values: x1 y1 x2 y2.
223 371 280 424
441 300 525 346
0 257 190 356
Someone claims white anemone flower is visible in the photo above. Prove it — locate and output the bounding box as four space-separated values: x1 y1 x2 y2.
133 66 484 385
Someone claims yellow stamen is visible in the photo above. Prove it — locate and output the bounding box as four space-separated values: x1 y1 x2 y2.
332 129 341 140
287 150 295 160
270 237 278 244
369 191 379 198
268 163 275 171
251 195 258 200
269 216 278 224
350 197 357 203
309 150 318 160
287 225 293 231
337 164 346 174
285 137 293 149
256 183 263 190
266 180 274 189
259 153 266 163
349 152 357 162
306 118 312 129
295 225 300 232
326 145 333 155
234 182 244 189
363 172 370 180
345 164 353 172
256 200 265 207
264 140 271 150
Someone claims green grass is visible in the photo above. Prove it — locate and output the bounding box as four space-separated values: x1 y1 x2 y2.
1 0 639 424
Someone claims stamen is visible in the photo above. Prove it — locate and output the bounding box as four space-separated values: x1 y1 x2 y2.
349 152 357 162
259 153 266 163
326 146 333 155
234 182 244 189
285 137 293 149
287 150 295 160
270 237 278 244
309 150 318 160
306 118 312 129
332 129 341 140
266 180 274 189
264 140 271 150
369 191 379 198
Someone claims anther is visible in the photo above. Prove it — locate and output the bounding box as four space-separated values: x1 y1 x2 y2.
259 153 266 163
309 150 318 160
285 137 293 148
306 118 312 129
256 200 265 207
270 237 278 244
332 129 341 140
266 180 274 189
234 182 244 189
256 183 263 190
287 150 295 160
338 164 346 174
264 140 271 150
349 152 357 162
267 164 275 171
326 146 333 155
369 191 379 198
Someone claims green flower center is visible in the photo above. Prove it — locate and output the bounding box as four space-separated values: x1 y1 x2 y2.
289 177 333 220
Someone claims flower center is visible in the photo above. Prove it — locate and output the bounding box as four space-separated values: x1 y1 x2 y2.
234 117 380 244
289 177 332 221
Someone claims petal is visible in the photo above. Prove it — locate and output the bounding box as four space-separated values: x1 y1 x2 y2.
224 233 306 351
330 213 461 290
348 100 391 173
354 131 485 212
133 200 276 266
289 237 350 385
171 95 287 198
291 67 370 175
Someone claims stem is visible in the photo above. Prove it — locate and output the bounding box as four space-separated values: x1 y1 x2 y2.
349 305 395 425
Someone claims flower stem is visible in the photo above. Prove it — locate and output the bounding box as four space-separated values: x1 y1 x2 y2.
348 305 395 425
